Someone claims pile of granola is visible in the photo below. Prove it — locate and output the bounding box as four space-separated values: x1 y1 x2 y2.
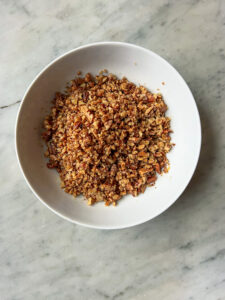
42 72 173 206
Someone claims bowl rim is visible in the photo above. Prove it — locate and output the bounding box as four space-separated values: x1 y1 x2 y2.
15 41 202 230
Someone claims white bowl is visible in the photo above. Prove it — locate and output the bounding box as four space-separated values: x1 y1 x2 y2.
15 42 201 229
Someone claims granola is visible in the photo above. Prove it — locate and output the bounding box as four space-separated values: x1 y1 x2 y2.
42 71 173 206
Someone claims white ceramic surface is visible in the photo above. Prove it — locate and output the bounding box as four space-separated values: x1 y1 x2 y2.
15 42 201 229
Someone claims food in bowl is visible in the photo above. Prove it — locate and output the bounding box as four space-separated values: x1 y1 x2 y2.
42 71 173 206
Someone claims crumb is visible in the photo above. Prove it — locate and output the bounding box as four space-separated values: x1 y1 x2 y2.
99 69 108 75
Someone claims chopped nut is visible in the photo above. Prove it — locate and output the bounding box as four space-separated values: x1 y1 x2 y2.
145 107 152 115
147 176 157 184
42 71 173 206
139 168 150 175
138 151 149 158
155 163 161 174
138 144 145 150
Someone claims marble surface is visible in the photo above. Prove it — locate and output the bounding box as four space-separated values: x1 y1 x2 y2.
1 0 225 299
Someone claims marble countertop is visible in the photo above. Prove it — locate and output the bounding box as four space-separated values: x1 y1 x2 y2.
1 0 225 299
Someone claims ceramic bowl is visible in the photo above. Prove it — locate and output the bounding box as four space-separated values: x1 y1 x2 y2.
15 42 201 229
